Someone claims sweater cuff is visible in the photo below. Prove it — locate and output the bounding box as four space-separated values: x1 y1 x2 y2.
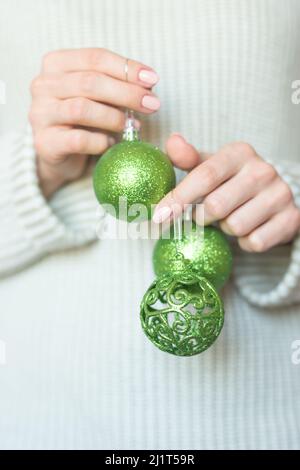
233 161 300 307
8 127 101 254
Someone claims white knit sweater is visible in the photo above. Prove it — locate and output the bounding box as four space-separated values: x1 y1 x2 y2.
0 0 300 450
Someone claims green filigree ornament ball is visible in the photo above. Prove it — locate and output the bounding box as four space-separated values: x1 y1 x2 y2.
140 271 224 356
93 114 175 222
153 222 233 290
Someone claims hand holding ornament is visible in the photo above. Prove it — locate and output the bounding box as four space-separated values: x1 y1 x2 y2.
30 48 161 198
154 134 300 252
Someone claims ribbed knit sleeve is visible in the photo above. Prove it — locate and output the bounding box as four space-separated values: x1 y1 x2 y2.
233 160 300 307
0 129 100 278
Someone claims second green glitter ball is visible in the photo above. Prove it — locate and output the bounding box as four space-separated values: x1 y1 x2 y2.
153 223 233 290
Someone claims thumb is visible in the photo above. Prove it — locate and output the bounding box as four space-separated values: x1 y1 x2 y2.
166 133 200 171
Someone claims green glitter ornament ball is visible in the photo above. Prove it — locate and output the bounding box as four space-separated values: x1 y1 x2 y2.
140 271 224 356
93 140 176 222
153 223 232 290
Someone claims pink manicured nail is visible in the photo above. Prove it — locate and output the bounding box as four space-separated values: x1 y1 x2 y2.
139 69 159 85
153 206 172 224
142 95 161 111
171 132 186 141
108 136 116 146
249 233 264 251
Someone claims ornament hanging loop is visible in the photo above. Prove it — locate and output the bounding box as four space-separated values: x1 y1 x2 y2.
123 109 140 142
171 204 198 273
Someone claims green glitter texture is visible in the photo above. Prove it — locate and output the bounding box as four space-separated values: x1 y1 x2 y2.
153 223 232 290
140 271 224 356
93 140 176 222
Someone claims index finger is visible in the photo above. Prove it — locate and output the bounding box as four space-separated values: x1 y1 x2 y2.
153 149 243 223
41 48 159 88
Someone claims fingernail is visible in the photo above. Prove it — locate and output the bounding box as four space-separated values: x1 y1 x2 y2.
139 69 159 85
171 132 185 141
249 233 264 251
204 214 215 225
108 136 116 146
142 95 161 111
153 206 172 224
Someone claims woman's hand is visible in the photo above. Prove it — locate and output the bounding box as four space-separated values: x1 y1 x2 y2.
153 134 300 252
29 48 160 198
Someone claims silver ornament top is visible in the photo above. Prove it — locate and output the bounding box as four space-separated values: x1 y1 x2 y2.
122 109 140 142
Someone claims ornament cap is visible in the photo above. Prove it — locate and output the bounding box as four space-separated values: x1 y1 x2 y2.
122 109 140 142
